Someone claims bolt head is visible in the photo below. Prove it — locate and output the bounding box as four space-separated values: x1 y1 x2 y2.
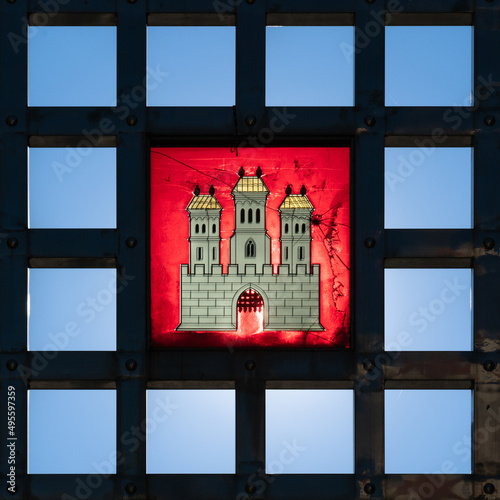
364 115 376 127
364 237 376 249
484 483 495 494
126 359 137 371
127 115 138 126
245 359 256 371
363 360 375 372
125 482 137 494
364 482 376 494
126 237 137 248
6 359 17 371
7 238 18 249
483 360 495 372
484 115 496 126
484 238 495 250
245 115 256 127
245 484 257 494
6 115 17 126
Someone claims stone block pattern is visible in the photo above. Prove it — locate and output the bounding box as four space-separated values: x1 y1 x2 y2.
176 264 324 331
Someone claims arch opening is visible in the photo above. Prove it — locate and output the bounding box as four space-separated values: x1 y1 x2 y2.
245 239 256 257
236 288 264 334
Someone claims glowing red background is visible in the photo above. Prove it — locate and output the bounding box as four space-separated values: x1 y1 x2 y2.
150 147 350 348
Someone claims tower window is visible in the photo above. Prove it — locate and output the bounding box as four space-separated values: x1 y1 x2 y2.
295 223 299 233
241 208 245 223
285 223 289 234
298 246 304 260
245 239 256 258
302 223 306 233
196 247 203 260
212 223 216 234
256 209 261 223
212 247 217 260
202 224 206 233
195 224 199 234
248 208 253 223
285 247 289 260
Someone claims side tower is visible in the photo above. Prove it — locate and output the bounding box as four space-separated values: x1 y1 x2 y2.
230 167 271 272
279 185 314 273
187 185 222 273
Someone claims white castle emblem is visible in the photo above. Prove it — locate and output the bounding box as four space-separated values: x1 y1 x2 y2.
177 167 324 332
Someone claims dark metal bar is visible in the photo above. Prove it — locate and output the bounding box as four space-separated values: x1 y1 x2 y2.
0 0 499 498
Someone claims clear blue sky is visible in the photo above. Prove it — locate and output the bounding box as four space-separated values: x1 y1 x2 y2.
385 268 473 351
27 24 474 474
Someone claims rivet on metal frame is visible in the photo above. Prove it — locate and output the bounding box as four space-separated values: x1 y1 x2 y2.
364 116 376 127
483 360 495 372
484 115 495 126
364 482 376 494
484 483 495 494
245 359 256 371
6 115 17 127
126 237 138 248
245 483 257 494
6 359 18 371
125 482 137 494
364 237 376 249
245 115 257 127
483 238 495 250
7 238 18 249
126 359 137 371
127 115 138 126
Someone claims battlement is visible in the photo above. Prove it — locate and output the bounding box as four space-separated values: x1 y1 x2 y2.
177 262 323 332
182 263 320 276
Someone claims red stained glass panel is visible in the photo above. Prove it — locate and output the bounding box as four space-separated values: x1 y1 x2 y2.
150 147 350 348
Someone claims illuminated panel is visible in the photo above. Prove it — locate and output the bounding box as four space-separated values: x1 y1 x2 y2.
150 147 350 348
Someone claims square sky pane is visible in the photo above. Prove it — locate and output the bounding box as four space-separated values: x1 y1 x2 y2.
266 26 354 106
28 268 117 351
385 147 473 229
28 147 116 229
385 268 473 351
385 26 473 106
265 389 354 474
146 389 235 473
147 27 235 106
385 389 472 474
28 27 116 106
28 390 116 473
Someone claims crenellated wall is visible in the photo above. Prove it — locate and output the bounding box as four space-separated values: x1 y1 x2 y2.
176 264 324 331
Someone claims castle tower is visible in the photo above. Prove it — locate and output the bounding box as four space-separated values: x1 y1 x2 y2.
187 185 222 273
279 185 314 273
230 167 271 272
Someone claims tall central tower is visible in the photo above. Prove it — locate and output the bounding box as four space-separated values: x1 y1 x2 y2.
230 167 271 272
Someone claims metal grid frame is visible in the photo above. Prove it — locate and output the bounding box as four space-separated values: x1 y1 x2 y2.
1 0 499 499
